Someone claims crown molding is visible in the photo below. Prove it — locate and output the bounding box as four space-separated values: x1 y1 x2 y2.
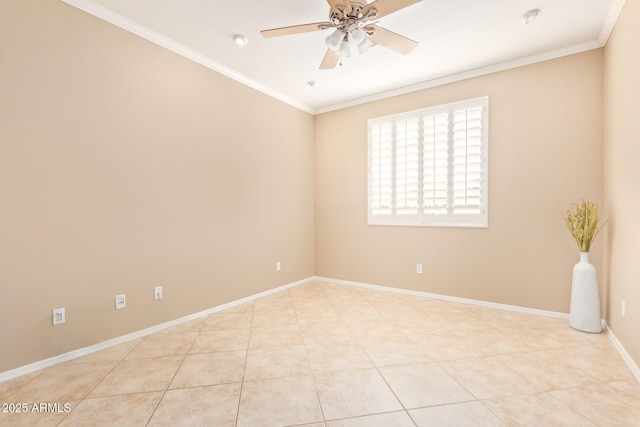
599 0 627 44
313 0 628 114
62 0 625 116
61 0 314 114
313 39 603 114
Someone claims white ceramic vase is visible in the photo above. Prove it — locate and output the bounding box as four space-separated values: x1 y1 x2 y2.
569 252 602 333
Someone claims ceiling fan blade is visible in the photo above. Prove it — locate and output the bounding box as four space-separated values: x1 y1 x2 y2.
261 22 332 38
326 0 352 14
368 25 418 54
363 0 422 20
320 49 340 69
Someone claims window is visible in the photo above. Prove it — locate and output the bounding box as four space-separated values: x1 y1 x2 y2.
368 96 488 227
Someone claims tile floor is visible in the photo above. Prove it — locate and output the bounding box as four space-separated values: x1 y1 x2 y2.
1 281 639 426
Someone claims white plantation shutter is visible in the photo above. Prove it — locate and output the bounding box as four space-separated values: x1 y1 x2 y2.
368 97 488 227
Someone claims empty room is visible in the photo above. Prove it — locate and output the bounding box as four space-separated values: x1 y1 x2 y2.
1 0 639 425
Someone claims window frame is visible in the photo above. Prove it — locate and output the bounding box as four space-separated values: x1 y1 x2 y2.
367 96 489 228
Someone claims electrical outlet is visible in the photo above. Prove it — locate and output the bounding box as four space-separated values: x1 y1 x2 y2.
154 286 163 300
52 308 65 325
276 261 281 271
115 294 126 310
621 300 626 318
416 264 423 274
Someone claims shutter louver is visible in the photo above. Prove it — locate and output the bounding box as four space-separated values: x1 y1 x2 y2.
423 113 449 215
453 106 483 215
395 118 420 215
370 122 393 215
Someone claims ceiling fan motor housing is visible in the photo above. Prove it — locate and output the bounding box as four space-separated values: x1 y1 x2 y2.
330 2 369 27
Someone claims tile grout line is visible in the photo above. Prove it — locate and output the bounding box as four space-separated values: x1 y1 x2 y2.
233 301 256 426
325 284 417 426
534 388 601 426
144 318 206 427
291 287 327 425
366 295 419 427
1 370 46 404
55 337 146 426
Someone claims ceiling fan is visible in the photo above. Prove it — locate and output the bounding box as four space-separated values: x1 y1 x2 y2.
260 0 422 69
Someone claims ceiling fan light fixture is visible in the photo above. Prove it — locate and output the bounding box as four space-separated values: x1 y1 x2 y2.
520 9 541 24
340 40 351 58
233 34 248 46
348 25 366 44
358 38 374 54
325 29 344 51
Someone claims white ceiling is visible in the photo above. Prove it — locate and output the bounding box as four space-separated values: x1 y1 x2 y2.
63 0 622 114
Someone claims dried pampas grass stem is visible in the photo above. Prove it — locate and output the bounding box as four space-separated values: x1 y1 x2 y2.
563 200 605 252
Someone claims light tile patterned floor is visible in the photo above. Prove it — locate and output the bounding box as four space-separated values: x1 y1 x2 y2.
1 281 639 426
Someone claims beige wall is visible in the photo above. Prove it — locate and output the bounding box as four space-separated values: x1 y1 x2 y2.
604 0 640 368
315 50 604 313
0 0 315 372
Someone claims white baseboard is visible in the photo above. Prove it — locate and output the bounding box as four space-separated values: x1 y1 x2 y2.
315 276 639 384
4 275 638 387
0 277 314 383
603 321 640 383
313 276 569 319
